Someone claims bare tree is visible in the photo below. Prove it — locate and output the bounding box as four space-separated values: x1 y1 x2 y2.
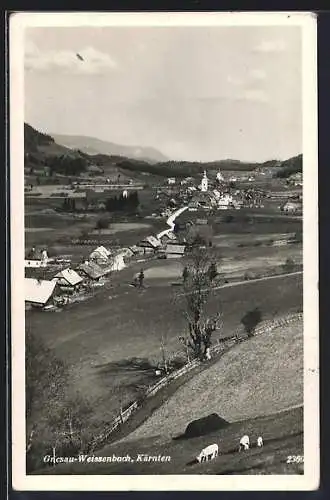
178 246 222 360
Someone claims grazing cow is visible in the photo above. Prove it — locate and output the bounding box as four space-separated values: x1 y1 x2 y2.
239 435 250 452
257 436 263 448
196 443 219 463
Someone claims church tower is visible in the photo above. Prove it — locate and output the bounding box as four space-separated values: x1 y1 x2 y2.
201 170 208 192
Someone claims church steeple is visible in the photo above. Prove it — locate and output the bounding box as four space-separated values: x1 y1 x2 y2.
201 170 208 192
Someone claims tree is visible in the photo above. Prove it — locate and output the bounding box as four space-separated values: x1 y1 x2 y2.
241 308 262 337
185 224 214 248
96 217 109 230
207 262 218 281
283 257 295 273
178 246 222 360
26 330 93 471
182 266 189 283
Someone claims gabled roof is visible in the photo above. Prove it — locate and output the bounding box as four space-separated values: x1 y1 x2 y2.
165 244 186 255
78 261 105 279
139 235 161 248
53 268 83 286
89 245 111 261
25 278 56 305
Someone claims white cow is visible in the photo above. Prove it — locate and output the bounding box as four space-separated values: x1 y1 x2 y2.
257 436 263 448
196 443 219 463
239 435 250 452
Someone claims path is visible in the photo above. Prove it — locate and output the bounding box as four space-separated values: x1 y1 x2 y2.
178 270 303 297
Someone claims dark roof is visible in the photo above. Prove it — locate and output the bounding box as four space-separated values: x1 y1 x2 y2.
165 244 186 255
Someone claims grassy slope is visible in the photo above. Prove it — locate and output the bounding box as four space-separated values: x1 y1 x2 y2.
36 406 303 475
26 273 302 426
123 321 303 443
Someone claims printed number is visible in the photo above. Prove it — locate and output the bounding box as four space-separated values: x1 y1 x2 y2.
286 455 304 464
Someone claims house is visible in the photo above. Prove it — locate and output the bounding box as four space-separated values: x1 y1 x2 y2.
89 246 111 263
218 193 234 210
110 253 126 271
138 235 161 250
52 268 84 290
25 259 48 268
164 243 186 258
25 278 57 307
78 261 107 280
119 247 135 258
281 201 302 214
167 177 176 185
159 231 177 245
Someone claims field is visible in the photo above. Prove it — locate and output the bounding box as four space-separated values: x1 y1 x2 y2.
34 318 303 475
37 406 303 475
122 321 303 443
27 272 302 431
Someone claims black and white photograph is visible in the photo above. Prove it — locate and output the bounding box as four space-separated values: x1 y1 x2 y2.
10 11 319 491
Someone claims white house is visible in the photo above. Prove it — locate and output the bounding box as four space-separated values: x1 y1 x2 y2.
25 278 57 307
25 259 48 268
167 177 176 185
110 253 126 271
89 246 111 263
218 193 233 210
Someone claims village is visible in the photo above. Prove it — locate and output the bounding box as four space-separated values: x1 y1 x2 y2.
25 167 302 312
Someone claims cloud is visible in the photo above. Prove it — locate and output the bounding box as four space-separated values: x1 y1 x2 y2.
255 39 286 53
25 42 117 75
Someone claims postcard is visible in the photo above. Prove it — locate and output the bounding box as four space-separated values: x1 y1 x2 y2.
10 11 319 491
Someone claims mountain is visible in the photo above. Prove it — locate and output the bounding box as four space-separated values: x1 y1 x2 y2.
272 154 302 178
51 133 168 164
24 123 302 181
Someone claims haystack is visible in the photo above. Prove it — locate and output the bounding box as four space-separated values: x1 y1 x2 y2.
184 413 229 438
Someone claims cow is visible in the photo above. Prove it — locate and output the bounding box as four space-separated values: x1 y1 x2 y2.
257 436 263 448
196 443 219 463
239 435 250 452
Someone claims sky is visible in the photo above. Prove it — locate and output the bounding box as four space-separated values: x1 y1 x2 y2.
24 25 302 162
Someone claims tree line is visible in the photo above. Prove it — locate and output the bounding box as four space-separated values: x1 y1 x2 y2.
105 191 139 212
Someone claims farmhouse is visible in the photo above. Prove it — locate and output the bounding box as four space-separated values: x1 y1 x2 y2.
25 278 57 307
53 268 84 290
89 246 111 263
167 177 176 185
78 261 107 280
138 235 161 251
164 243 186 258
25 259 48 268
281 201 302 214
110 253 126 271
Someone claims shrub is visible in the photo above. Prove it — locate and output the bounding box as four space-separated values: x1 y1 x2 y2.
96 218 109 230
283 257 295 273
241 308 262 336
